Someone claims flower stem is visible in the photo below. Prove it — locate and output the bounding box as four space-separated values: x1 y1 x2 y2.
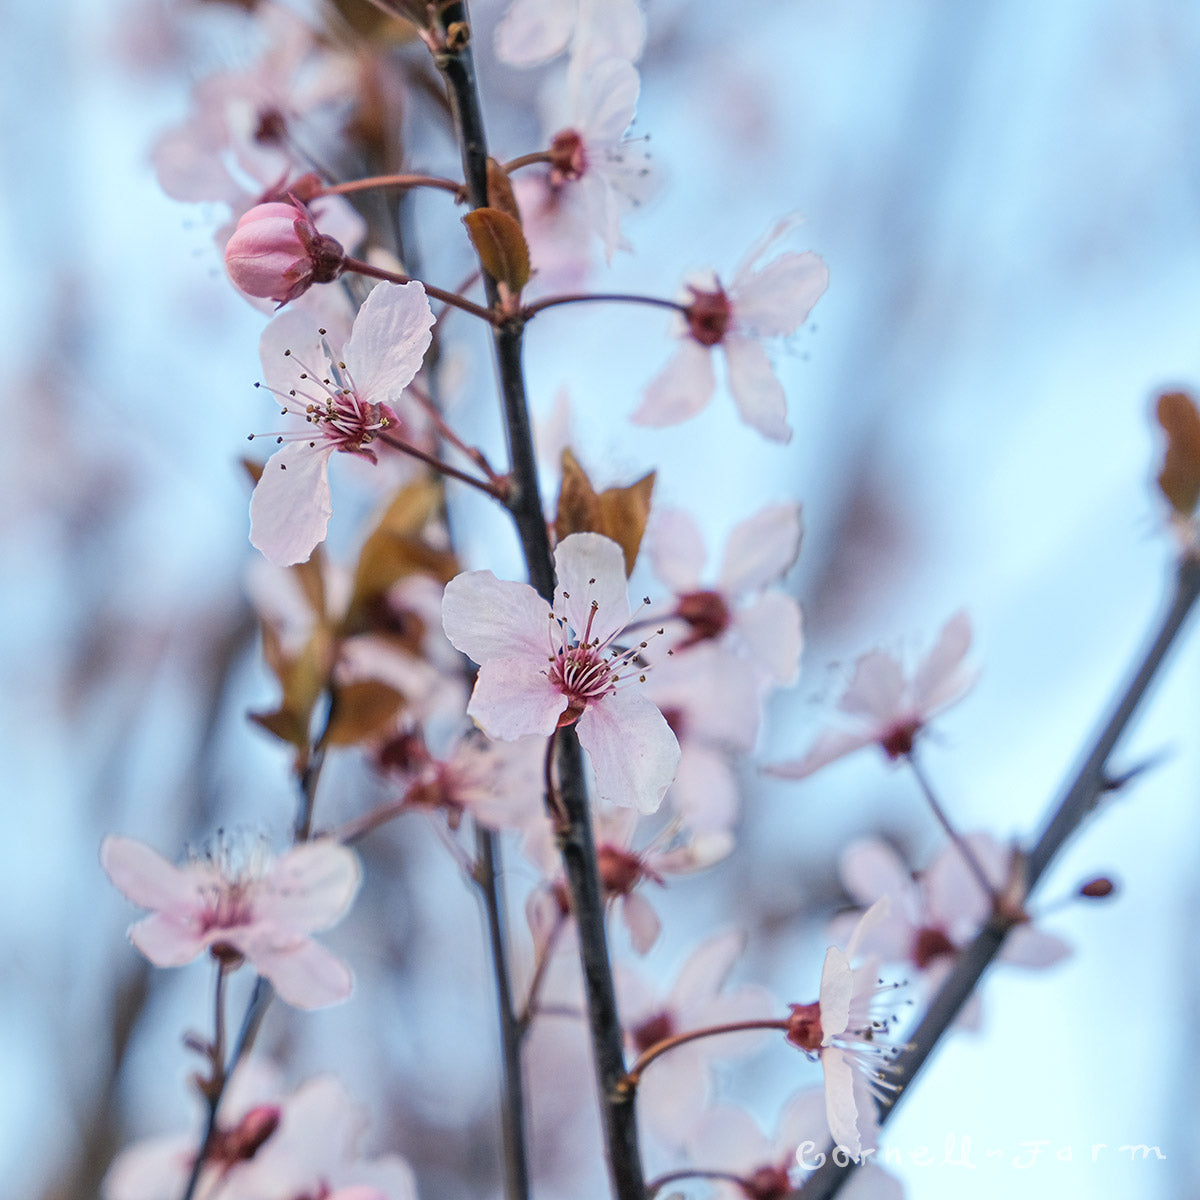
904 751 996 904
647 1169 756 1198
518 909 567 1032
622 1019 790 1091
522 292 688 320
178 975 274 1200
341 255 498 324
434 10 647 1199
795 557 1200 1200
474 824 532 1200
377 430 505 497
319 172 465 200
502 151 553 174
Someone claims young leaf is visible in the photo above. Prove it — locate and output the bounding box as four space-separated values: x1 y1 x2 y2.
1156 390 1200 516
463 207 531 294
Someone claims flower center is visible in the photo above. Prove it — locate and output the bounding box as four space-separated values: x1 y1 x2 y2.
785 1001 824 1053
549 128 589 182
685 285 732 346
879 716 921 759
251 341 398 459
912 925 956 968
631 1009 675 1054
675 589 733 645
742 1165 792 1200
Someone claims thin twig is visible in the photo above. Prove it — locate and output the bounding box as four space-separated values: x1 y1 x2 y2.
522 292 687 320
622 1019 789 1091
342 255 498 323
377 430 504 497
319 171 465 200
474 825 532 1200
904 751 996 903
795 557 1200 1200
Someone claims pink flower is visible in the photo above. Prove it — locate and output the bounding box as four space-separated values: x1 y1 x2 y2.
441 532 681 813
224 199 346 305
649 503 804 684
617 929 775 1149
687 1092 905 1200
495 0 644 69
786 900 899 1162
248 281 435 566
765 611 975 780
100 834 361 1009
632 216 829 442
524 807 731 954
835 835 1070 1028
102 1067 415 1200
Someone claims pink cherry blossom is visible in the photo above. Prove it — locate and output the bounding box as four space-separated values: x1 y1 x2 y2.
248 281 435 566
100 833 361 1009
617 929 775 1149
835 835 1070 1028
765 611 975 780
649 503 804 684
224 198 346 305
688 1092 905 1200
524 807 730 954
786 900 900 1162
102 1067 414 1200
441 531 681 813
632 216 829 442
495 0 644 70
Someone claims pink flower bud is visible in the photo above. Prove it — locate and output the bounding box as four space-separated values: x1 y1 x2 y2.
224 199 345 305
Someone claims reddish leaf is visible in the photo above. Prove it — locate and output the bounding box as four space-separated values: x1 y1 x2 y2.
463 207 531 294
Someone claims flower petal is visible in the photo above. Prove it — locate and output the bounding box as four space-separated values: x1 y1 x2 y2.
620 892 662 954
442 570 551 665
246 937 354 1009
573 57 639 144
341 282 434 405
911 609 976 714
839 650 906 724
734 591 803 685
469 657 568 741
818 946 853 1039
250 441 334 566
733 251 829 338
718 504 803 594
554 532 630 644
762 728 876 780
128 912 208 967
723 333 791 443
1002 927 1072 969
259 307 337 396
648 507 707 593
101 836 198 913
631 341 716 428
495 0 576 67
576 689 680 812
257 841 362 935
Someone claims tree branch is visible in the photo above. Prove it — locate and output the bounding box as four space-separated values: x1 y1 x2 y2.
795 557 1200 1200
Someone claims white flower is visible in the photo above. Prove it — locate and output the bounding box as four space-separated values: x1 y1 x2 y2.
249 282 434 566
100 833 360 1009
633 216 828 442
441 532 680 812
766 611 974 779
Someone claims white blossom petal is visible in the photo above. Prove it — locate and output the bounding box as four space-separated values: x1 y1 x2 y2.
255 841 361 935
723 333 791 443
128 913 207 967
718 503 803 593
911 609 975 713
242 936 354 1009
818 946 854 1039
734 591 803 685
733 251 829 338
442 571 552 665
576 689 680 812
632 341 716 428
250 441 335 566
554 532 630 644
341 282 434 405
495 0 576 66
101 836 200 913
468 657 568 741
763 728 876 779
648 507 707 592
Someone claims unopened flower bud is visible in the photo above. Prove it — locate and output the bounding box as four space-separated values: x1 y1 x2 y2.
225 199 345 305
1079 876 1116 898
